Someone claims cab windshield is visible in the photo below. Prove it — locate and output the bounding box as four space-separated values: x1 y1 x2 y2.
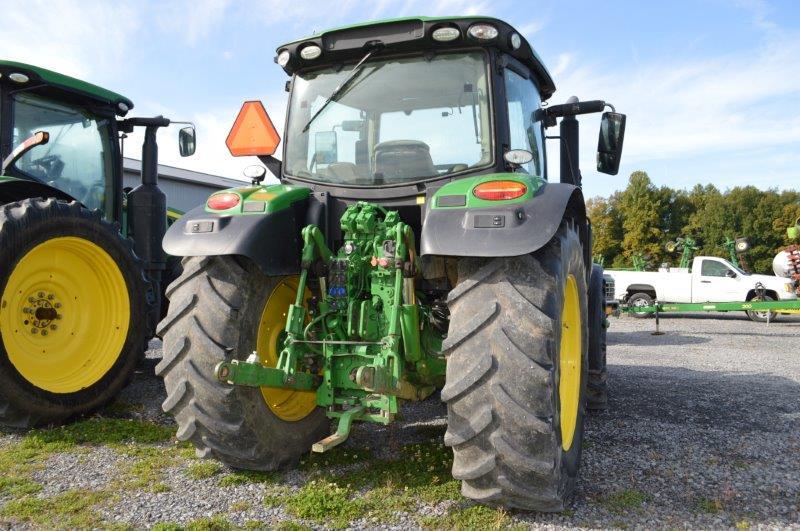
285 52 492 186
11 92 115 212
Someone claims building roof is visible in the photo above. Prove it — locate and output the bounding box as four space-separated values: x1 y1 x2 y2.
122 158 244 189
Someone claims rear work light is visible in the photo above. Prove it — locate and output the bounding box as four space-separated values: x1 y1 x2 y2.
207 193 241 210
473 181 527 201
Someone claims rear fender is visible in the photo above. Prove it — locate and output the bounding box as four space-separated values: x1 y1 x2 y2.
161 184 312 276
421 176 587 258
0 178 77 205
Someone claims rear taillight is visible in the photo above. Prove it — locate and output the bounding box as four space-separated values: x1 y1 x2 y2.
207 192 241 210
473 181 527 201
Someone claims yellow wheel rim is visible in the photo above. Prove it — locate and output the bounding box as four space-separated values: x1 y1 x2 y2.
256 277 317 422
0 237 130 394
559 274 581 451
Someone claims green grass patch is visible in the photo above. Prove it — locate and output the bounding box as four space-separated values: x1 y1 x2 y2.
599 489 651 514
230 500 251 512
185 461 224 479
420 504 512 529
112 446 179 492
185 515 236 530
298 446 373 471
694 496 723 514
0 475 42 498
0 489 108 528
284 480 366 529
219 470 279 487
30 417 174 447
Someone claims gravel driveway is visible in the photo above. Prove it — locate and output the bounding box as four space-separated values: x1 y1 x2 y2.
1 312 799 529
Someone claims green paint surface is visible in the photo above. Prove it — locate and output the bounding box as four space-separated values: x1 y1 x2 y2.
0 60 133 113
431 173 545 209
204 184 311 215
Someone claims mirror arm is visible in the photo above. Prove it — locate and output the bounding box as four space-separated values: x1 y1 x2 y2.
258 155 282 178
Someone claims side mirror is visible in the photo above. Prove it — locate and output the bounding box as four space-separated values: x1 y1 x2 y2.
725 269 737 278
178 126 196 157
314 131 338 165
596 112 626 175
340 120 364 132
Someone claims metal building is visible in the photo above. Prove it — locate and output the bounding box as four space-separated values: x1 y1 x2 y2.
122 158 244 214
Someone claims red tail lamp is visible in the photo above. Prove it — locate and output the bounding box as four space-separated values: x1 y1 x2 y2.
473 180 527 201
207 193 241 210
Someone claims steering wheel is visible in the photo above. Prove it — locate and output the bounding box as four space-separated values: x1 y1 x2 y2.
25 154 65 181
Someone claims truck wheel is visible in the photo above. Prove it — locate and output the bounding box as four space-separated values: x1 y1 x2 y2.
443 221 588 511
626 292 654 319
0 198 150 428
746 295 777 323
156 256 329 470
587 265 608 411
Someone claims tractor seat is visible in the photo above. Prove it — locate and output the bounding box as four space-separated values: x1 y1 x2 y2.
374 140 437 181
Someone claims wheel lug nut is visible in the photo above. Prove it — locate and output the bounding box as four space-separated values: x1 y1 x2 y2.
50 325 57 331
31 328 38 334
54 303 61 309
47 294 54 300
28 297 35 303
37 292 44 298
41 330 48 336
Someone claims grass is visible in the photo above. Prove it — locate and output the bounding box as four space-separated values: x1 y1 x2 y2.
420 504 513 529
219 470 279 487
0 489 108 528
185 461 224 479
599 489 651 514
276 439 460 528
0 475 42 498
694 496 723 514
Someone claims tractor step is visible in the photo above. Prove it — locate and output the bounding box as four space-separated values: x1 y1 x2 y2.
312 406 364 453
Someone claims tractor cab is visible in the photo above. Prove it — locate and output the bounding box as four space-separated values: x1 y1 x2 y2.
216 17 625 249
0 61 134 217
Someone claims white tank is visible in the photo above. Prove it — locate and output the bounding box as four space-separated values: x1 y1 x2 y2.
773 250 797 278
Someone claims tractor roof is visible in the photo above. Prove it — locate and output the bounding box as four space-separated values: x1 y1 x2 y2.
275 16 556 99
0 60 134 115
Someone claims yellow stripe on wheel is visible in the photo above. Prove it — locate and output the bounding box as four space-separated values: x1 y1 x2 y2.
0 237 130 393
255 277 317 422
559 274 582 451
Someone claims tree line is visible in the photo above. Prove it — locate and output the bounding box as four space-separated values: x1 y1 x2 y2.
587 171 800 274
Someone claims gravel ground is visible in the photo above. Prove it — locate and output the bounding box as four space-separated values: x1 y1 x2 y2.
2 312 799 529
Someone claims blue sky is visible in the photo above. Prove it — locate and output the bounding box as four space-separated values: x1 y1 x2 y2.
1 0 798 199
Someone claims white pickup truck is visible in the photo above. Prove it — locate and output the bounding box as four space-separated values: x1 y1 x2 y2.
605 256 798 322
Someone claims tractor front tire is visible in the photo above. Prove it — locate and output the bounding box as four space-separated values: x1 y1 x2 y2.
443 221 588 511
157 256 329 470
0 198 150 428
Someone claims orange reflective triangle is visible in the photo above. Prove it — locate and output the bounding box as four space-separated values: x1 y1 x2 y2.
226 101 281 157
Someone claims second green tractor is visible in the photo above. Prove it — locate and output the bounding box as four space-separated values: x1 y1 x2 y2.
159 16 626 511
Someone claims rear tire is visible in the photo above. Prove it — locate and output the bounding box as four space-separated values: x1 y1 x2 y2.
442 222 588 511
0 198 150 428
587 265 608 411
746 295 778 323
627 292 654 319
157 256 329 470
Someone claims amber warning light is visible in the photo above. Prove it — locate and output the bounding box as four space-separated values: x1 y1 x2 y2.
226 101 281 157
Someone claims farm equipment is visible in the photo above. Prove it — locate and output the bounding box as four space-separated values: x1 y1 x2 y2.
158 16 626 511
665 236 699 269
773 217 800 298
0 61 195 427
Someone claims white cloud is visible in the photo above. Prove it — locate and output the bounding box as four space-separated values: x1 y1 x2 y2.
548 29 800 186
0 0 140 81
155 0 232 45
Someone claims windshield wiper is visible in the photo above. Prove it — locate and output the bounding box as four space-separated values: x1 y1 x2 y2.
302 48 380 132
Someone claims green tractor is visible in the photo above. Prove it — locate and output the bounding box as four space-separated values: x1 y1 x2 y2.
0 61 195 427
159 16 625 510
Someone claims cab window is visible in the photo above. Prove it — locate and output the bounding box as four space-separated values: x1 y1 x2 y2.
11 92 114 213
504 68 544 177
700 260 734 278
